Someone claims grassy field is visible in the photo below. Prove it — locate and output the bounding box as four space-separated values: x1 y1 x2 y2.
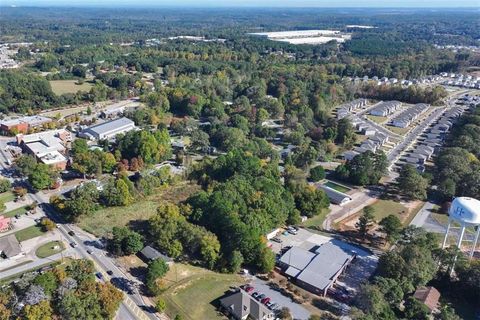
387 126 410 135
36 241 65 258
366 115 388 124
77 182 200 237
160 264 245 320
323 181 351 193
368 199 408 222
302 208 331 229
0 191 15 203
14 225 46 242
49 80 93 95
3 206 28 218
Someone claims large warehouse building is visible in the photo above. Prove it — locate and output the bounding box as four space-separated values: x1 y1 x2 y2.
80 117 136 141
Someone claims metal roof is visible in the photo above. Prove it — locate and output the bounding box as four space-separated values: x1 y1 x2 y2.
83 117 135 136
280 242 356 291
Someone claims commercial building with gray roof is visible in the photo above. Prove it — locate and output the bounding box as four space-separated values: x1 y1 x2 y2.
278 242 356 296
80 117 136 140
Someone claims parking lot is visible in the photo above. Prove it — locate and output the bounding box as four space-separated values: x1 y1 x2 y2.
248 278 311 320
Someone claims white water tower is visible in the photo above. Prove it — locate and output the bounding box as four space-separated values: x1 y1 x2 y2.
442 197 480 259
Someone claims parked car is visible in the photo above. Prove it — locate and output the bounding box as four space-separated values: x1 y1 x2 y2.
268 303 278 310
86 249 93 254
70 242 77 248
256 294 266 301
261 297 271 304
282 231 289 236
287 229 298 235
271 237 282 243
251 292 260 299
95 272 103 280
244 286 254 293
68 231 75 236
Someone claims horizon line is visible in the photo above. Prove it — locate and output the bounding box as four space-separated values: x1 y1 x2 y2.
1 5 479 9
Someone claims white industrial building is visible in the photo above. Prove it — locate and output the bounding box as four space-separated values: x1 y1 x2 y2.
80 117 136 141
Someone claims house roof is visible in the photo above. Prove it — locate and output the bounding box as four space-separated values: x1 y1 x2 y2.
220 289 274 320
0 234 21 258
413 286 441 312
140 246 173 262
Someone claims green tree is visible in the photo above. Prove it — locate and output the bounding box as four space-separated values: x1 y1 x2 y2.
379 215 403 244
404 296 429 320
398 165 429 200
356 206 375 239
200 233 220 269
33 272 58 296
29 163 54 191
228 250 244 273
309 165 326 182
146 259 170 295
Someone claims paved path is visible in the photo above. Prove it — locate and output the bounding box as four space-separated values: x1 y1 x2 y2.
410 201 436 227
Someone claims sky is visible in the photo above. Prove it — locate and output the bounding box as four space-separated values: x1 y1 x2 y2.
3 0 479 7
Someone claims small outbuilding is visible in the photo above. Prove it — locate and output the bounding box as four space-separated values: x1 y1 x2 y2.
139 245 173 265
413 286 441 313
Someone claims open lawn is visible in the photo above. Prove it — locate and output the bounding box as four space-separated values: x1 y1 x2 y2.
77 182 200 237
387 125 410 135
14 225 46 242
367 115 388 124
302 209 331 229
160 264 245 320
36 241 65 258
0 191 15 203
49 80 93 95
3 206 28 218
368 199 408 222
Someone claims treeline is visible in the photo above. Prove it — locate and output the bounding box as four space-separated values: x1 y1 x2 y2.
0 70 60 113
357 83 448 105
436 105 480 200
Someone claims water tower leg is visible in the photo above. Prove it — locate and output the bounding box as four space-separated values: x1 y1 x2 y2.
470 227 480 259
442 221 451 249
456 224 466 249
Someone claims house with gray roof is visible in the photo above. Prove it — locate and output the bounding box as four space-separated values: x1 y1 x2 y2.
278 242 356 296
220 288 275 320
139 246 173 265
0 234 23 259
80 117 136 141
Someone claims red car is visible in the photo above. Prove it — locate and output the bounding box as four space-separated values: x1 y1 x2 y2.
244 286 254 293
261 297 271 304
